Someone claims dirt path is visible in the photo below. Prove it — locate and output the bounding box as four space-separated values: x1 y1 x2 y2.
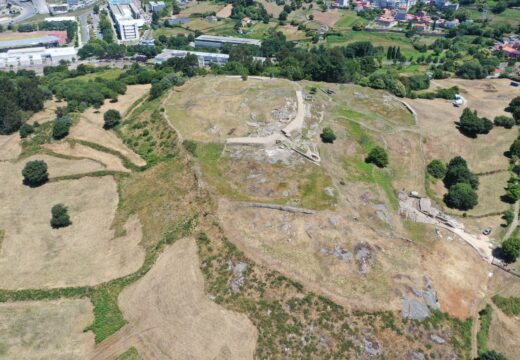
90 237 257 360
503 201 519 240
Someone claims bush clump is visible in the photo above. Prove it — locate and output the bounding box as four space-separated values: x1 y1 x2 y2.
320 127 336 143
52 116 72 140
459 108 493 137
502 236 520 262
365 146 388 168
494 115 515 129
19 123 34 138
426 159 446 179
50 204 71 228
443 182 478 210
22 160 48 187
103 109 121 129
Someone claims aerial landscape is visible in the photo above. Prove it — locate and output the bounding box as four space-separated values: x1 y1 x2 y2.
0 0 519 358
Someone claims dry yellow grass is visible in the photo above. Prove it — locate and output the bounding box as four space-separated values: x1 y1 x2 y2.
165 76 296 142
0 299 94 359
69 85 149 167
0 158 145 289
216 3 232 18
26 154 105 177
26 99 60 125
0 133 21 161
44 142 130 173
179 0 224 16
91 237 257 360
488 305 520 359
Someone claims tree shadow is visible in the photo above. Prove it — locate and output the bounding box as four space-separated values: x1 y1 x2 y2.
492 247 515 264
454 122 478 138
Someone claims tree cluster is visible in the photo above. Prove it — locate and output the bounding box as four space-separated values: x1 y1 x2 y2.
430 156 479 210
230 0 269 22
22 160 49 187
50 204 71 229
0 71 45 135
458 108 493 137
52 115 72 140
508 96 520 122
103 109 121 129
320 127 336 143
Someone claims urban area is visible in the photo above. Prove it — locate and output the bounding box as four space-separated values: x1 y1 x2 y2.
0 0 519 358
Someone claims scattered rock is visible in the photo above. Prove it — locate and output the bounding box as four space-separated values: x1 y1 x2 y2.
229 261 248 293
320 244 353 263
324 187 335 197
282 191 290 197
430 334 446 344
372 203 390 224
355 243 374 275
363 338 381 357
408 350 425 360
328 216 338 227
401 298 431 321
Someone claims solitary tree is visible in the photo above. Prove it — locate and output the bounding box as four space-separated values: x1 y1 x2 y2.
502 236 520 263
103 109 122 129
459 108 493 136
320 127 336 143
22 160 48 187
427 159 446 179
52 116 72 140
365 146 389 168
50 204 71 229
443 182 478 210
477 351 507 360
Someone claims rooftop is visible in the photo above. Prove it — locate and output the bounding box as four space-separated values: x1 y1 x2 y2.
195 35 261 46
0 35 60 50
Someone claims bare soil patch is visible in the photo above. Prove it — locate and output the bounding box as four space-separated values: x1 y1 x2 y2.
312 9 342 28
44 142 130 172
92 237 257 360
258 0 282 17
0 158 144 289
0 299 94 359
216 3 233 18
0 133 21 161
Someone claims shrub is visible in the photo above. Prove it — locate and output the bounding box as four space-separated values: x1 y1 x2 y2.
50 203 71 228
22 160 48 187
477 351 507 360
443 182 478 210
320 127 336 143
103 109 121 129
182 139 197 155
494 115 515 129
459 108 493 136
503 207 515 226
52 116 72 140
426 159 446 179
509 138 520 158
502 236 520 262
19 123 34 138
444 156 479 190
365 146 389 168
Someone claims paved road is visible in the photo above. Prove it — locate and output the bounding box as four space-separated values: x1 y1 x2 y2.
0 0 37 25
32 0 49 14
79 12 90 44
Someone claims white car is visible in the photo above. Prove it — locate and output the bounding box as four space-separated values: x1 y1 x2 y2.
453 94 463 107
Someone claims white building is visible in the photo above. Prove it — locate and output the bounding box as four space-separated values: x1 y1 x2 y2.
44 16 77 22
148 1 166 13
194 35 261 49
154 49 266 67
108 0 145 41
0 47 77 69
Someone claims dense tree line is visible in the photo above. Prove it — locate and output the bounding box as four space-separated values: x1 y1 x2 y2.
99 11 115 43
18 20 77 43
78 39 159 60
229 0 269 22
0 71 45 134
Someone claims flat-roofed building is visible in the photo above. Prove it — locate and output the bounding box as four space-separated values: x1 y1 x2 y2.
0 46 77 69
0 35 61 52
154 48 265 67
108 0 145 41
194 35 261 49
148 1 166 13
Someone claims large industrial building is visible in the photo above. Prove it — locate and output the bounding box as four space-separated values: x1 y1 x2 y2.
0 35 62 52
0 47 77 69
194 35 261 49
108 0 145 42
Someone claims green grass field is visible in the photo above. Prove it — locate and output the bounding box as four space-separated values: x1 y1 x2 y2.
334 11 369 28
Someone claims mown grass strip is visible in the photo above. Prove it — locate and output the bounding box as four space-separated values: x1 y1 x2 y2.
492 294 520 317
70 139 145 172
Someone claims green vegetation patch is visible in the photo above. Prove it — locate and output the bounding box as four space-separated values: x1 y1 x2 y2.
477 304 493 355
116 347 142 360
492 294 520 317
300 169 337 210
